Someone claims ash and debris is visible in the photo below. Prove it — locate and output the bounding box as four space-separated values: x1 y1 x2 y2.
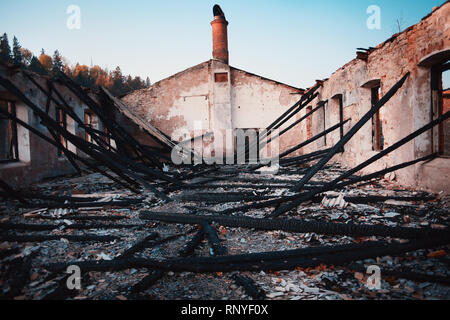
0 164 449 300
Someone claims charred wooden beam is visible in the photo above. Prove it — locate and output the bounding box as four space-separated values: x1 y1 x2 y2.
266 83 320 132
270 109 450 215
281 153 326 168
232 274 266 300
41 274 83 300
290 73 410 193
51 74 183 188
0 108 138 192
270 154 436 217
0 178 28 204
336 153 436 189
0 75 146 192
170 183 295 191
0 247 20 260
129 270 165 295
128 229 201 295
25 73 117 154
117 232 161 259
200 221 227 256
19 199 142 209
33 215 130 221
180 193 276 204
178 228 205 257
279 148 331 166
237 86 320 161
346 262 450 287
251 119 350 171
58 73 166 168
17 194 103 203
266 100 326 145
48 80 120 153
115 241 387 266
0 222 146 232
343 195 434 204
328 110 450 190
2 251 36 299
99 86 176 150
197 177 297 185
139 211 447 239
44 237 450 274
270 73 410 216
0 234 120 243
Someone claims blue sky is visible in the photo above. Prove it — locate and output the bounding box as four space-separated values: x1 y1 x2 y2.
0 0 446 88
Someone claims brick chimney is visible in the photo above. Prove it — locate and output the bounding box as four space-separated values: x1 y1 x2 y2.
211 5 229 64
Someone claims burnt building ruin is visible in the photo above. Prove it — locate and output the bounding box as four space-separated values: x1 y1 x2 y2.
0 3 449 301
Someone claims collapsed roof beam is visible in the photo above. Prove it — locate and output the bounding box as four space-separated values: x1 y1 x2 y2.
0 107 138 192
269 72 410 216
268 110 450 216
292 72 410 192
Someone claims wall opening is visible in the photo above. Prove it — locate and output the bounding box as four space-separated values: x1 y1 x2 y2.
442 68 450 156
246 130 259 164
0 100 19 163
55 106 68 157
371 86 384 151
315 101 327 148
214 72 228 83
84 111 93 143
331 94 345 153
331 94 344 139
84 111 99 144
338 96 344 139
431 60 450 156
104 127 111 149
306 106 313 140
235 129 259 164
323 101 327 146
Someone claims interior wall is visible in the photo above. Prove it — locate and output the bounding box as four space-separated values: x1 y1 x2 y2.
0 68 95 188
303 3 450 194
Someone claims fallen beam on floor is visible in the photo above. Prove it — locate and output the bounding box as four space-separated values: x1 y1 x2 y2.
270 109 450 217
117 232 161 259
346 262 450 287
178 228 205 257
19 199 142 209
200 221 227 256
232 274 266 300
0 222 146 232
270 153 436 217
0 178 28 204
139 211 448 239
43 236 450 273
0 234 120 243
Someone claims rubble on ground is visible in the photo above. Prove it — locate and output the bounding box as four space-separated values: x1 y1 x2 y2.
1 165 448 300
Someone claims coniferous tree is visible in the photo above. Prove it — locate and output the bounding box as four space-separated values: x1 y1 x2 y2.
125 74 133 92
28 55 48 75
52 50 64 75
146 76 151 87
111 66 124 96
0 33 12 64
12 36 23 66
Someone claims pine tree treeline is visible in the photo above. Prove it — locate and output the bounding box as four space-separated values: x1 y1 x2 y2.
0 33 151 97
